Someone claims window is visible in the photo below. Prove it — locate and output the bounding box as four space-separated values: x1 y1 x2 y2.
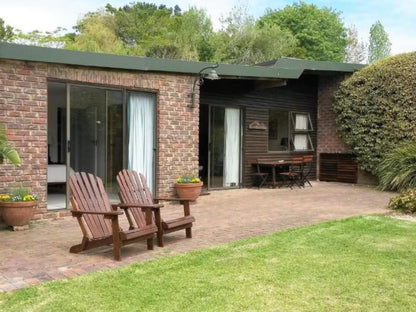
268 110 314 152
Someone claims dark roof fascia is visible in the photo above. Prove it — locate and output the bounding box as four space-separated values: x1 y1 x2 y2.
0 42 301 80
269 57 365 74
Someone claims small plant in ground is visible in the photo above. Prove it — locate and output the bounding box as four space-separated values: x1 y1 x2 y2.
389 188 416 213
377 142 416 192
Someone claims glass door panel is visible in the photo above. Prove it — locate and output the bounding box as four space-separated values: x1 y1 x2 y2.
209 106 241 188
70 86 106 179
127 91 156 193
106 90 123 192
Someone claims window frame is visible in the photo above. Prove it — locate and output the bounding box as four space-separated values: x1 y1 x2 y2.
267 109 314 152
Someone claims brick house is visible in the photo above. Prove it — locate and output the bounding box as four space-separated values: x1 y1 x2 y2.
0 42 365 221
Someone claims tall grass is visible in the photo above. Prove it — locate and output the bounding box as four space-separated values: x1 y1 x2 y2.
377 142 416 191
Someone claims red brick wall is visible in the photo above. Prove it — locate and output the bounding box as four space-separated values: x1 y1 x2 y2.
317 74 351 178
317 74 350 155
0 60 198 219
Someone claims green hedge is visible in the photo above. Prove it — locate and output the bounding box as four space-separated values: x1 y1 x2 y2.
333 52 416 175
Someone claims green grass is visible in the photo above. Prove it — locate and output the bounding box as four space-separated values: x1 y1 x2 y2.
2 215 416 311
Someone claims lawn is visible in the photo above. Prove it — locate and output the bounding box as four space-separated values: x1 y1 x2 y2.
1 215 416 311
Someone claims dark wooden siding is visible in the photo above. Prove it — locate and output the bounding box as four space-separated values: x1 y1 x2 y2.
319 153 358 183
200 75 318 187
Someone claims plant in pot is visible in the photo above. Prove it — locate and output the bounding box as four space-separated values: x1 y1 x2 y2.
0 187 38 229
0 122 33 230
174 174 203 200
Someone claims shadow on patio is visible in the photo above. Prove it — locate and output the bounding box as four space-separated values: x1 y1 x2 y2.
0 182 393 292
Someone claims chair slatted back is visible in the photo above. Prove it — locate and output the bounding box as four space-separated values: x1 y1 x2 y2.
303 155 314 163
117 169 153 228
70 172 113 238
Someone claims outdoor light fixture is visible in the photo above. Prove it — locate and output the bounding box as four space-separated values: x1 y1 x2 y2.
190 64 220 108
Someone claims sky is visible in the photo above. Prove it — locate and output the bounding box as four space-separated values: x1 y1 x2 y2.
1 0 415 55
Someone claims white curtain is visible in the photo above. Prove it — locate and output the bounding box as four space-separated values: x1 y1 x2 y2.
295 113 308 130
127 92 155 192
223 108 240 187
294 134 308 150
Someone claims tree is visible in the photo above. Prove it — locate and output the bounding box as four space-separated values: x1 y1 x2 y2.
258 1 348 62
0 18 14 42
368 21 391 64
65 10 127 54
173 7 214 61
333 52 416 176
344 25 367 64
13 27 73 49
212 4 298 64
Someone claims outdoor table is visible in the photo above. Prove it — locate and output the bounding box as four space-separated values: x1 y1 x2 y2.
254 160 299 188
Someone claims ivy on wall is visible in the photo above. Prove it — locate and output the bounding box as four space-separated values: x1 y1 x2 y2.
333 52 416 175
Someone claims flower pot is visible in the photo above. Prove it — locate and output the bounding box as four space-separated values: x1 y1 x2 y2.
0 201 37 228
174 182 203 200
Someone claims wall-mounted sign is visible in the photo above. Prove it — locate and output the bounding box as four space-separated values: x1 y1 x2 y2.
248 121 267 130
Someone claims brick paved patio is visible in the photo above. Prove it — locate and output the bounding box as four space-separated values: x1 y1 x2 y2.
0 182 393 292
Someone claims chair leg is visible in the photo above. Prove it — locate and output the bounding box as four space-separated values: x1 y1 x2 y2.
186 227 192 238
69 236 88 253
111 216 122 261
147 237 154 250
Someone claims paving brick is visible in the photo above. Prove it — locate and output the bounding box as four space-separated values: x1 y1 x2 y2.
0 182 392 292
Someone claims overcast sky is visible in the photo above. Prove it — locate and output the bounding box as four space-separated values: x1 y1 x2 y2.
1 0 415 55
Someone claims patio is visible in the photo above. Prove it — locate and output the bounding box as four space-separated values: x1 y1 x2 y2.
0 182 393 292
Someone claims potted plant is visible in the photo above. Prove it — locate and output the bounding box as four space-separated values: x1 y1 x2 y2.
0 122 29 230
174 174 203 200
0 187 38 229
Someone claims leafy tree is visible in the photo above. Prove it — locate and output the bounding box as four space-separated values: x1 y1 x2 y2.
65 10 126 54
368 21 391 64
258 1 348 61
344 25 367 64
333 52 416 176
173 7 214 61
105 3 177 55
212 4 298 64
13 27 73 48
0 18 14 42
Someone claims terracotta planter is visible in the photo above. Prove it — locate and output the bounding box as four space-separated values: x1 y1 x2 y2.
174 182 203 200
0 201 37 227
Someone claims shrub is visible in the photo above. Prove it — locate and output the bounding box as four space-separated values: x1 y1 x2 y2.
389 188 416 213
377 142 416 192
333 52 416 175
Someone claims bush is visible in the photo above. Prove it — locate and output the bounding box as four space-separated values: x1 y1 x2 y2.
333 52 416 175
389 188 416 213
377 142 416 192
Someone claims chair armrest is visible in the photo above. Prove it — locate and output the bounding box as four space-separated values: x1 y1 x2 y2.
154 197 194 202
115 203 164 210
71 210 122 217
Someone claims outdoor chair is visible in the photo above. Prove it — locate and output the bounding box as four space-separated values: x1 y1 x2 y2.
116 169 195 247
300 155 314 187
279 156 304 189
69 172 158 261
251 160 269 189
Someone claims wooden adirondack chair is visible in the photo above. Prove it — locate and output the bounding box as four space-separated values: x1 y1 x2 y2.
116 169 195 247
69 172 158 261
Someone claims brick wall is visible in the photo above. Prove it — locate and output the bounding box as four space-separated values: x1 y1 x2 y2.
317 74 377 185
0 60 198 219
317 74 350 155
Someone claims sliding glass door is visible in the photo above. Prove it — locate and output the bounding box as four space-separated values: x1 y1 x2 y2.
209 106 242 188
47 82 156 209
